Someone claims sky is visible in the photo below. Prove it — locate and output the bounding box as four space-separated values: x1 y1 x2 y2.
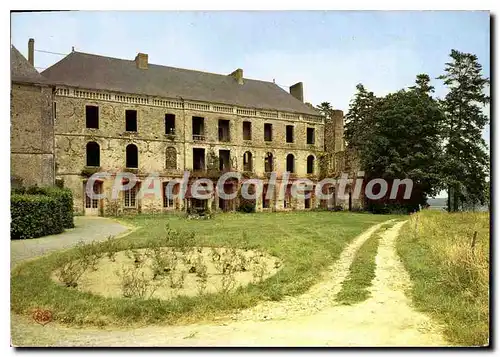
11 10 490 153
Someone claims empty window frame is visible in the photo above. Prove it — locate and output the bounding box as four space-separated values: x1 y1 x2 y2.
126 144 138 168
264 123 273 142
165 114 176 135
86 105 99 129
86 141 100 167
286 125 294 143
243 121 252 140
307 127 315 145
125 110 137 132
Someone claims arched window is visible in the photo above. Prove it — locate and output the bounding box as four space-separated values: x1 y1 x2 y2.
286 153 295 173
166 146 177 169
86 141 100 167
243 151 253 172
126 144 138 168
307 155 315 174
264 152 273 173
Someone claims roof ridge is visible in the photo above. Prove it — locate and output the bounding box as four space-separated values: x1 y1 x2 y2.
71 50 278 85
41 49 321 116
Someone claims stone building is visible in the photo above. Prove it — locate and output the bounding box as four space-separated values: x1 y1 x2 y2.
11 39 357 215
10 43 55 187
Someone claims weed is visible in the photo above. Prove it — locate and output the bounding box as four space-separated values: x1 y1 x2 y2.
250 253 269 283
76 241 103 272
194 254 208 295
115 266 158 299
168 269 187 289
55 256 87 288
102 236 119 262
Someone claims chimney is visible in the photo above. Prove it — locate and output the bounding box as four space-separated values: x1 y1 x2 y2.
289 82 304 102
28 38 34 66
229 68 244 85
135 53 148 70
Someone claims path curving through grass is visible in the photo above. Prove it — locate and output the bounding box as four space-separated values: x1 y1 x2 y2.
12 218 450 346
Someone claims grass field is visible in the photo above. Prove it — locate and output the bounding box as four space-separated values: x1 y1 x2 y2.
396 210 490 346
11 211 395 327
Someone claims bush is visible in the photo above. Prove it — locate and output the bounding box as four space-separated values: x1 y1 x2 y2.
26 186 74 228
11 194 65 239
12 186 74 230
237 199 256 213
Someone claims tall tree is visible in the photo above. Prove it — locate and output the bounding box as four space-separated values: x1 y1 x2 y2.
345 77 445 212
316 102 333 119
438 49 490 211
344 84 379 149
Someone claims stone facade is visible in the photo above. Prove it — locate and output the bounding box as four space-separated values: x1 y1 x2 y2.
11 42 362 215
53 88 329 214
10 82 55 187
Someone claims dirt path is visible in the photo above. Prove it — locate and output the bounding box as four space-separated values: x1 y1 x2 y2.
11 220 449 347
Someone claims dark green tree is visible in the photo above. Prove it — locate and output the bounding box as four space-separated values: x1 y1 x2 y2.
315 102 333 119
344 84 379 149
345 77 445 212
438 49 490 211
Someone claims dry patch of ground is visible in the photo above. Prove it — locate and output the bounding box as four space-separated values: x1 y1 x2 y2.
52 247 281 300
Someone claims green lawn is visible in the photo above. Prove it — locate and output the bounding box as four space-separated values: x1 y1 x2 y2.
11 211 395 327
396 210 490 346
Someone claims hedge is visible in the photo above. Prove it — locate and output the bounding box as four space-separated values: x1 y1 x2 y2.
12 186 74 229
11 186 75 240
11 194 65 239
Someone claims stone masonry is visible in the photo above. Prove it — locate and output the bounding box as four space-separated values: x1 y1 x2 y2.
11 39 362 215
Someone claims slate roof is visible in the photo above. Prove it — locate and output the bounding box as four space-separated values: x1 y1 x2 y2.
41 51 320 116
10 45 46 84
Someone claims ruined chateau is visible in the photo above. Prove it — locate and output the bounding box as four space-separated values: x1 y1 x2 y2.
11 39 360 216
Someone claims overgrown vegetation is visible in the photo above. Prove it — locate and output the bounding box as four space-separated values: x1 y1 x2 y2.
396 210 489 346
318 50 489 213
115 265 159 299
11 212 396 327
335 225 391 304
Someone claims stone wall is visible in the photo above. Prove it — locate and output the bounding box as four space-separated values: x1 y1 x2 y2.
10 83 54 187
53 95 325 214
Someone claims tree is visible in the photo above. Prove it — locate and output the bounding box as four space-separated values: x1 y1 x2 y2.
344 84 379 149
344 77 445 212
315 102 333 119
438 49 490 211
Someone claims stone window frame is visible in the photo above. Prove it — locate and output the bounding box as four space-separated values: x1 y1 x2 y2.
264 152 274 173
264 123 273 142
162 181 177 209
286 124 295 143
85 105 99 129
86 141 100 167
306 127 315 145
165 146 177 170
307 154 316 174
125 109 138 132
125 143 139 169
286 153 295 173
243 151 253 172
123 185 138 208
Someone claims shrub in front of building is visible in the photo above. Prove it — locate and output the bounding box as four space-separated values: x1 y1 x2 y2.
11 186 75 239
11 194 65 239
